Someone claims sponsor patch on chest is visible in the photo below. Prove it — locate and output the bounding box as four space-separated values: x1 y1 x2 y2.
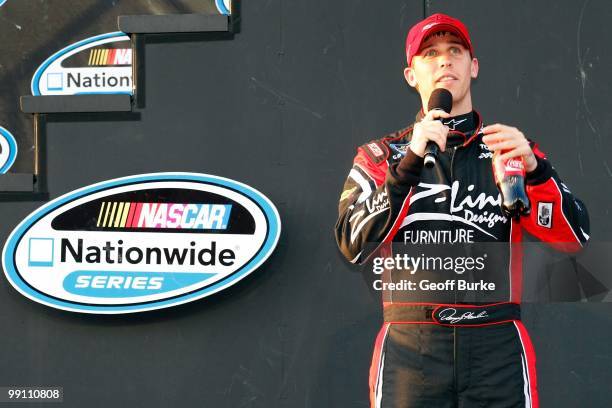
389 143 410 159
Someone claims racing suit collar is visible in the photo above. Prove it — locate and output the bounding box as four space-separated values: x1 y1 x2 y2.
414 109 483 147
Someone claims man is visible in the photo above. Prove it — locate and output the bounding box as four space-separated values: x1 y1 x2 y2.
335 13 589 408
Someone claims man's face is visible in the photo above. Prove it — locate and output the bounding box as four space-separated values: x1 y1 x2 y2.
405 31 479 111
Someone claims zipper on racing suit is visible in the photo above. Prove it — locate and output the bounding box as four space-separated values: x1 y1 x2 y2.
450 144 460 401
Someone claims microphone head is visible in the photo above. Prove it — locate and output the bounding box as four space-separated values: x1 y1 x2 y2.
427 88 453 114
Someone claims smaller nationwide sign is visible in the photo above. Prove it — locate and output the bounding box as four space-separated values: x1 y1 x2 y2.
0 126 17 173
31 32 132 96
2 173 281 313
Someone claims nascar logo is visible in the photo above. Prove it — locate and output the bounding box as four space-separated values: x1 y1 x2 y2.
87 48 132 66
96 202 231 230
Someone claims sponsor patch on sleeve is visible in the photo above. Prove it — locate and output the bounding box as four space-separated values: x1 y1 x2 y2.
362 141 387 163
537 202 553 228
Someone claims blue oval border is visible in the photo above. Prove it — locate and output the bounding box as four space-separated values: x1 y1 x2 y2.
215 0 231 15
0 126 17 173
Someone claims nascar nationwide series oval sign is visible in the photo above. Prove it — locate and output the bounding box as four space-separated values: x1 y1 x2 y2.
31 31 132 96
2 173 281 314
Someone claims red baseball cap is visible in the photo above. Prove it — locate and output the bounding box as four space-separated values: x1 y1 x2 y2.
405 13 474 66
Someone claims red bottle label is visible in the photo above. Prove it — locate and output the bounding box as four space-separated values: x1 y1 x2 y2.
493 152 525 183
503 158 525 177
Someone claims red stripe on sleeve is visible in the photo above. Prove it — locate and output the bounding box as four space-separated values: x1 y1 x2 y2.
354 148 388 187
382 189 413 244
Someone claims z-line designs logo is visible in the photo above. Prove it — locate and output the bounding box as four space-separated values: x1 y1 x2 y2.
400 181 508 239
0 126 17 173
31 32 132 96
2 173 281 314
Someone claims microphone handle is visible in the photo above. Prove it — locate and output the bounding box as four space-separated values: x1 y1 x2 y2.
424 142 439 168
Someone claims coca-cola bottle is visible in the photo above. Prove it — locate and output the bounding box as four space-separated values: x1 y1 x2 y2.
492 151 531 218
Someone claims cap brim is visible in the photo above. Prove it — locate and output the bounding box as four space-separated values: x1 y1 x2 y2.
416 23 472 54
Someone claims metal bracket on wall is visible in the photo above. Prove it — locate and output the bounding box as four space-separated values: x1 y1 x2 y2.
20 94 132 114
6 96 133 197
0 174 35 193
118 14 230 34
118 14 234 108
0 114 45 196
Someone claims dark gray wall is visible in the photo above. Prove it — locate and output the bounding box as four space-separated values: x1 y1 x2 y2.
0 1 610 407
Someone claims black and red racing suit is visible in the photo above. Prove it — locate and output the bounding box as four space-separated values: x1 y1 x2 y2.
335 110 589 408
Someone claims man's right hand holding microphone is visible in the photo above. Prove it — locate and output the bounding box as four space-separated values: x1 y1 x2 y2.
409 108 452 158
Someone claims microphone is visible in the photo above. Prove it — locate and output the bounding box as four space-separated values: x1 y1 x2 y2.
424 88 453 168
